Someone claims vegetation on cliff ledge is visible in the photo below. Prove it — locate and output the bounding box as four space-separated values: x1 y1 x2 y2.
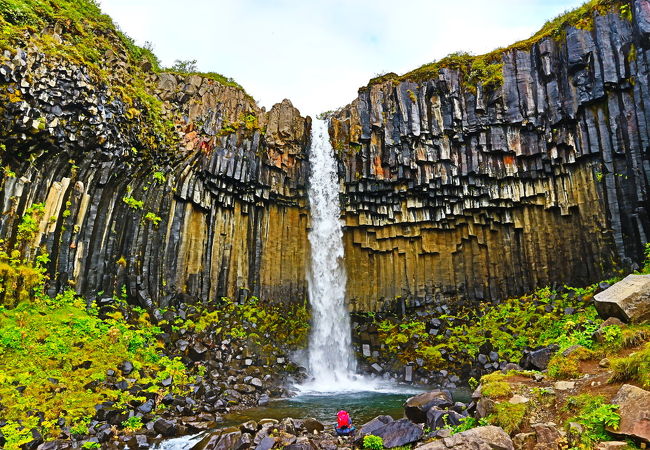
368 0 629 92
0 0 251 157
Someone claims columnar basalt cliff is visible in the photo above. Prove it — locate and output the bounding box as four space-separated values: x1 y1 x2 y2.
0 43 311 307
331 1 650 311
3 0 650 314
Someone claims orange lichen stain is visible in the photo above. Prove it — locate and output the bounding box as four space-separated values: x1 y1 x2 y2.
503 155 515 166
374 155 384 179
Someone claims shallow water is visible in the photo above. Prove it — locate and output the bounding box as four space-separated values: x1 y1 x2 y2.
153 386 471 449
222 385 472 427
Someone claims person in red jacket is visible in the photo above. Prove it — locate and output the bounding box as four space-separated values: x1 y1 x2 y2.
335 410 356 436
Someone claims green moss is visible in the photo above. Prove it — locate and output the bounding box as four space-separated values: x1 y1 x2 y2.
547 346 594 379
217 112 261 137
481 381 513 399
609 342 650 387
0 290 193 445
486 402 527 434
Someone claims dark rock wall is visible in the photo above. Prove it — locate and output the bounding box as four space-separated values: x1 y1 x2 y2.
331 1 650 311
0 47 311 308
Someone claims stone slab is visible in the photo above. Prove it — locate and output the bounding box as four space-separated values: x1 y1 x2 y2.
594 274 650 324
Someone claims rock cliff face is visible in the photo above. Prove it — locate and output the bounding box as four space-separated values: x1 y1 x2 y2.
3 1 650 313
331 1 650 311
0 45 311 307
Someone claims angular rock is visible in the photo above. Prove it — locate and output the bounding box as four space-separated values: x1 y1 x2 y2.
404 390 453 423
153 418 178 437
532 422 563 448
594 275 650 324
520 345 558 371
371 418 423 448
608 384 650 443
418 425 514 449
426 408 464 431
301 418 324 434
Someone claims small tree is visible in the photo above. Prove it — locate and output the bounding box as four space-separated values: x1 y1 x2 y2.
170 59 198 73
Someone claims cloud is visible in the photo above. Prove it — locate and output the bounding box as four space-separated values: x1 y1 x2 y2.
99 0 586 116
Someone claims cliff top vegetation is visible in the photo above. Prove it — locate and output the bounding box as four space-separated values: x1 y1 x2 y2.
366 0 630 92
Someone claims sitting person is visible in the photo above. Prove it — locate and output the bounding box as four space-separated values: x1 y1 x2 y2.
335 410 356 436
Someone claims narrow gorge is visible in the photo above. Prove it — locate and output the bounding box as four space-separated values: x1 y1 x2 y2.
1 0 650 449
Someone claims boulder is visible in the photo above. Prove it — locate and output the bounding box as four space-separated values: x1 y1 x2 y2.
594 274 650 324
255 435 276 450
426 408 464 431
301 418 324 433
192 431 248 450
404 390 453 423
153 418 178 437
354 415 395 445
607 384 650 443
370 418 423 448
532 422 563 448
417 425 514 449
520 345 558 371
512 432 536 450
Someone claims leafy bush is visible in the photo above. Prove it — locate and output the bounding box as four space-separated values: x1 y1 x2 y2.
144 212 162 227
121 415 143 432
449 417 488 434
363 434 384 450
564 394 620 447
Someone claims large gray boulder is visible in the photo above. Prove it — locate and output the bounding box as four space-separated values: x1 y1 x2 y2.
370 418 423 448
607 384 650 443
354 415 395 446
417 425 514 449
404 390 453 423
594 274 650 324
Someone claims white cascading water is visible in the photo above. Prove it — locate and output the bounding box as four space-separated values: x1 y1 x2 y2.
303 118 358 391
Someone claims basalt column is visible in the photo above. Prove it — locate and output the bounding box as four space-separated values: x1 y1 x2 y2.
0 46 311 307
331 1 650 312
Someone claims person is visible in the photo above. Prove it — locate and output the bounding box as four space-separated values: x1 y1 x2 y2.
335 410 356 436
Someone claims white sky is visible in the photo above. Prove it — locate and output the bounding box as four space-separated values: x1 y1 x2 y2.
99 0 586 116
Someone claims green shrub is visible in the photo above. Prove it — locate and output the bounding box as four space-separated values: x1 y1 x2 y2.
564 394 620 447
363 434 384 450
122 196 144 210
144 212 162 227
481 381 512 399
121 415 143 432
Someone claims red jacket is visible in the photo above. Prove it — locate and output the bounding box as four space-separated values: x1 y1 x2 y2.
337 410 351 428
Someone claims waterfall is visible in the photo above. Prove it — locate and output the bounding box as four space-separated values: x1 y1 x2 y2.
304 118 357 391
